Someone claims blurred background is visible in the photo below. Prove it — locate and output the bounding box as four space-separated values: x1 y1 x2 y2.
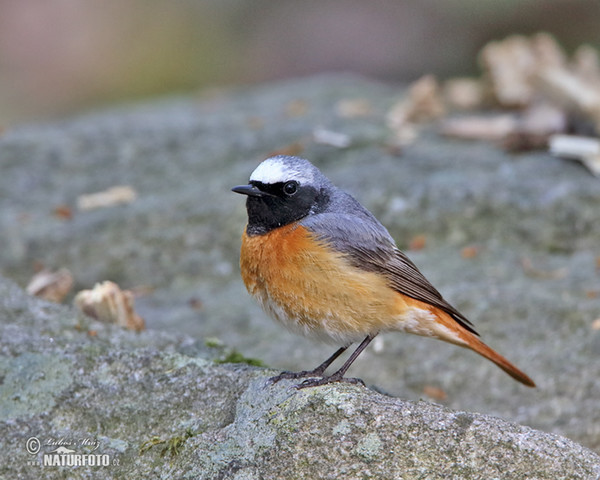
1 0 599 126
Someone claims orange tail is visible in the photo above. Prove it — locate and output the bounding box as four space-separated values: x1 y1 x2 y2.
462 333 536 387
407 301 536 387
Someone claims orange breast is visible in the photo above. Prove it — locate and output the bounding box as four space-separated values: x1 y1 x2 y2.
240 223 418 344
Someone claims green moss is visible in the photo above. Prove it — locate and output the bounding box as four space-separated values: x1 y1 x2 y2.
215 350 266 367
204 337 224 348
139 428 195 458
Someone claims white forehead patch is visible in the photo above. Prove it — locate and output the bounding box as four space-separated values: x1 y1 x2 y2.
249 157 312 184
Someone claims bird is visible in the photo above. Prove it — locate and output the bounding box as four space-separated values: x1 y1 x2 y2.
232 155 535 389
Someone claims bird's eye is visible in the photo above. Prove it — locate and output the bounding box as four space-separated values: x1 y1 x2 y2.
283 181 298 196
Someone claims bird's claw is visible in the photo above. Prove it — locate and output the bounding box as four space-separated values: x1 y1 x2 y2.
294 375 365 389
268 370 321 384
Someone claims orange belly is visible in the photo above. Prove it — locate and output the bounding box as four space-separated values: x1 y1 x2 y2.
240 223 454 345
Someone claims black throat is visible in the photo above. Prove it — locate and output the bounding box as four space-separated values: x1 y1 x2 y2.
245 183 328 236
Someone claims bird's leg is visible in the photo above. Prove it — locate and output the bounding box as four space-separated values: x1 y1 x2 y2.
269 345 348 384
295 334 376 389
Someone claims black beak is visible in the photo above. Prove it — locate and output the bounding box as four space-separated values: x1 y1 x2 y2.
231 184 269 197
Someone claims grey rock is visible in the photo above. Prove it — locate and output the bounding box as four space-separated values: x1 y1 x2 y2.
0 276 599 479
0 73 599 468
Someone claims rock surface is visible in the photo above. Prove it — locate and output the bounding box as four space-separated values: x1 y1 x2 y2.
0 276 599 479
1 74 600 472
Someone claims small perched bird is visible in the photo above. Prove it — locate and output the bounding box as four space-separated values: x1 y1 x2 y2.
232 155 535 389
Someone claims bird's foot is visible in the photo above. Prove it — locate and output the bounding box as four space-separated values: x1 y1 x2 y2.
268 369 325 384
294 373 365 390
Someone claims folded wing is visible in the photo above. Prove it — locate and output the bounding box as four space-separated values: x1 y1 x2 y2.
301 212 478 336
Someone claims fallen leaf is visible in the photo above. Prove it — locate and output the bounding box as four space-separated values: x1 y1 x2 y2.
549 134 600 176
77 185 137 211
188 297 204 311
74 281 145 332
461 245 480 259
479 35 537 108
53 205 73 220
537 67 600 129
386 76 444 148
387 75 445 128
443 77 486 110
572 44 600 83
26 268 73 303
502 130 550 152
386 123 418 149
443 104 565 152
423 385 447 401
501 102 568 152
480 33 566 108
441 114 517 142
408 234 427 251
502 102 566 152
335 98 374 118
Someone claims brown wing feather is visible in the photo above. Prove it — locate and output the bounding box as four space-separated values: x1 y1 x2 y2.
350 244 479 336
